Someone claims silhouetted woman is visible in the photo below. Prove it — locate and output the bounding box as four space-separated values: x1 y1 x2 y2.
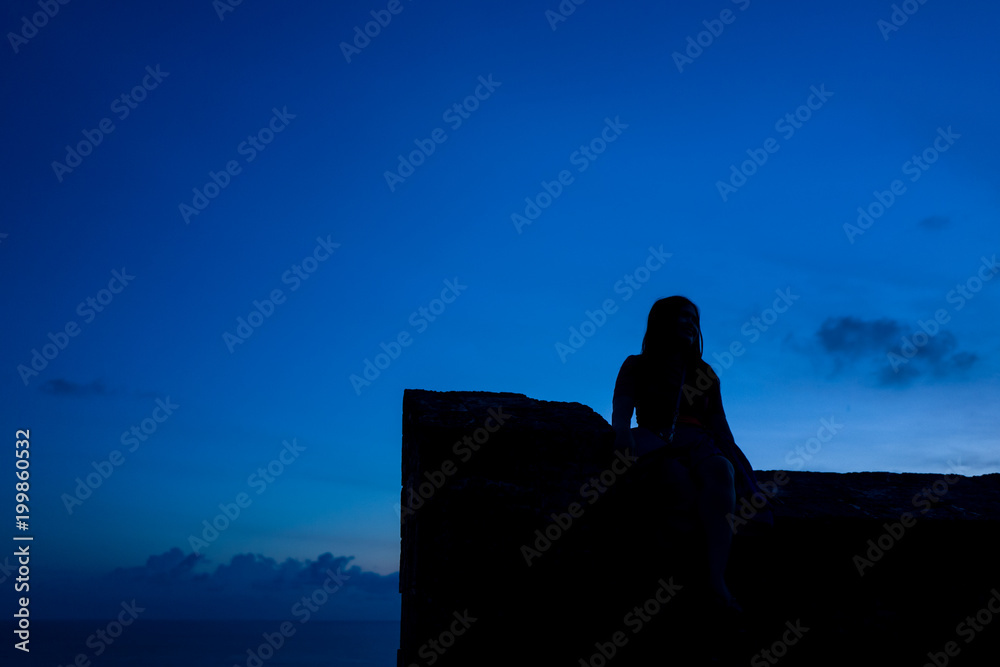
612 296 772 611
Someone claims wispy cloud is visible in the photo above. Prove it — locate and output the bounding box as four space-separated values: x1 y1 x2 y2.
39 378 111 396
816 316 902 364
39 378 165 400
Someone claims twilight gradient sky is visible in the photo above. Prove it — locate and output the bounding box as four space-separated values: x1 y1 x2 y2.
2 0 999 622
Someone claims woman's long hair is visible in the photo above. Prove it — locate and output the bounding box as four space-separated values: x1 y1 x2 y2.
639 296 712 416
641 295 704 360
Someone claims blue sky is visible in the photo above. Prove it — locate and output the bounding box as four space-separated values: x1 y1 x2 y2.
2 0 998 623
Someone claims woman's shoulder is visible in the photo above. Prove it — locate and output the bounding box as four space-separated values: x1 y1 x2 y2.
695 357 720 376
619 354 643 373
614 355 642 390
620 353 720 378
692 358 722 387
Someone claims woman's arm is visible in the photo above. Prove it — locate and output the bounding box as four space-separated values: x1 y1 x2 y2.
707 377 737 446
612 357 637 453
612 392 636 452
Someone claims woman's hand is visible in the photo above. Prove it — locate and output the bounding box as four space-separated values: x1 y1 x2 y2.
614 429 636 456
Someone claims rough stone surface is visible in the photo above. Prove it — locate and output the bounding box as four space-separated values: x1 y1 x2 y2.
399 389 1000 666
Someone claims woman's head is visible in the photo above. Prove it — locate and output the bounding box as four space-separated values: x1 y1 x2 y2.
641 296 703 359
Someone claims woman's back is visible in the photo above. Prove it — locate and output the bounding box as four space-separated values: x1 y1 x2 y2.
616 352 718 436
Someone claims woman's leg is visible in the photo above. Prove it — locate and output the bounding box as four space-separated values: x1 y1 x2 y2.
692 454 736 601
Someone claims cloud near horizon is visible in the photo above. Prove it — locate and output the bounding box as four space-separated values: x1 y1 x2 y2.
30 549 399 621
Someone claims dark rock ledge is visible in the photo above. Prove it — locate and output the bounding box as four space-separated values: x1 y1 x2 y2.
398 389 1000 667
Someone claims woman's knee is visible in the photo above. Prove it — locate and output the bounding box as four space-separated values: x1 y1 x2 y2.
694 455 734 488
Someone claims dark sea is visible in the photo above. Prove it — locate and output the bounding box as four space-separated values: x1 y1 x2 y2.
5 620 399 666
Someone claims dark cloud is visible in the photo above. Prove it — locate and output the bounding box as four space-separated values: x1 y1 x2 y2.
816 316 903 357
950 351 979 371
39 378 111 396
882 330 979 385
110 547 205 584
815 316 980 387
919 215 950 229
36 548 399 620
